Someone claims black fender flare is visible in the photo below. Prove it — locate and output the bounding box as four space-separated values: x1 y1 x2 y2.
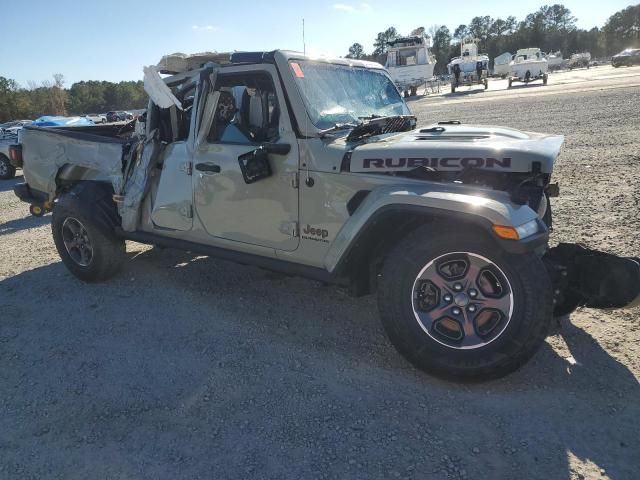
55 181 121 236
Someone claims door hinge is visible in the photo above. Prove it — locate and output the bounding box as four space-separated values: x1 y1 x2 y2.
291 172 299 189
180 162 192 176
280 221 299 237
179 204 193 219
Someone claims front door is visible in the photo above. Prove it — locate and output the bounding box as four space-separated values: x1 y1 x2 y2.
192 65 300 251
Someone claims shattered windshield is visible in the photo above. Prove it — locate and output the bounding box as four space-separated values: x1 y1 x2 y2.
289 60 410 130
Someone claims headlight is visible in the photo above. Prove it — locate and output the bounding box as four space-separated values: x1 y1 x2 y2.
515 219 540 239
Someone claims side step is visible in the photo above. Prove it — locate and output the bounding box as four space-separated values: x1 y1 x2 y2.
544 243 640 316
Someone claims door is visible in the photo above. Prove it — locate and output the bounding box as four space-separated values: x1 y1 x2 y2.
192 65 300 251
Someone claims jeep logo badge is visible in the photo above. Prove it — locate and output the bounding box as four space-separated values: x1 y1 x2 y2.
302 224 330 243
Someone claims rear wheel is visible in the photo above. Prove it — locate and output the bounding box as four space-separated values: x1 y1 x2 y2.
378 226 552 381
0 154 16 180
543 74 548 85
507 78 513 89
52 201 125 282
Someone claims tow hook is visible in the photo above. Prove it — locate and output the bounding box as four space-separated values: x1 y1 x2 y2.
544 243 640 316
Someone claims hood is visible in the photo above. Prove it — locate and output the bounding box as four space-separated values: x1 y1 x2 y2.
348 124 564 174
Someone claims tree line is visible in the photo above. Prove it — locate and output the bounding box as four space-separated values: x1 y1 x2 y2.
0 75 147 123
346 3 640 74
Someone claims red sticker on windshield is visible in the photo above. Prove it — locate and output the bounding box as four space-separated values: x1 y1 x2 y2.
290 62 305 78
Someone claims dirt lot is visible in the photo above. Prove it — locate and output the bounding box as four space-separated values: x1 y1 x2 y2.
1 66 639 480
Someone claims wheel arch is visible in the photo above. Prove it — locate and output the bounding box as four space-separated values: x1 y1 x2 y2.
55 180 121 237
331 203 547 297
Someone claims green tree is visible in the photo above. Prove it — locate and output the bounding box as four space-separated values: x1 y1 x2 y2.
346 43 365 59
373 27 399 56
603 4 640 53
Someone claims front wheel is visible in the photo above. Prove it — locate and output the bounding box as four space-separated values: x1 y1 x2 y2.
378 226 552 381
52 203 125 282
0 154 16 180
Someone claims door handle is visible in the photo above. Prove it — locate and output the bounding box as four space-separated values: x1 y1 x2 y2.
195 163 221 173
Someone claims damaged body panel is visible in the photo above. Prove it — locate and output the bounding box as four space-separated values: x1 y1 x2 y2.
19 126 132 199
12 49 639 381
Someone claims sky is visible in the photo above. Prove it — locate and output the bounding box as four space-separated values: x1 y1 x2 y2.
0 0 632 86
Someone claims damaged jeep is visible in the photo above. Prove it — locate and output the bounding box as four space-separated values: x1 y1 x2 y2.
13 50 640 381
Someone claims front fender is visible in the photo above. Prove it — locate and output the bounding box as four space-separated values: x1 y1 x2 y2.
324 184 547 273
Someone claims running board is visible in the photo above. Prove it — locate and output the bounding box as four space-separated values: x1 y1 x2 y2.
544 243 640 316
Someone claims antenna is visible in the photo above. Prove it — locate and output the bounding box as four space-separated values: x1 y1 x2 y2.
302 18 306 55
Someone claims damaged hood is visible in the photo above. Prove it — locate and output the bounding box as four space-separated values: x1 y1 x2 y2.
349 124 564 174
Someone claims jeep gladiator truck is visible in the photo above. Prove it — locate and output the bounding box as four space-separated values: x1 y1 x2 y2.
13 51 640 381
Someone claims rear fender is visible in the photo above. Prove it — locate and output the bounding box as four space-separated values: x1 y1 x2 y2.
545 243 640 313
56 181 121 237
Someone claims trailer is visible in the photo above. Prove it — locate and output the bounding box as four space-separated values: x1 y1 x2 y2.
508 48 548 88
447 41 489 93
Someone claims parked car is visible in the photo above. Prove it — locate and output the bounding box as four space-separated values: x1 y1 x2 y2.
106 111 134 122
0 120 32 135
84 113 107 124
612 48 640 67
106 111 120 122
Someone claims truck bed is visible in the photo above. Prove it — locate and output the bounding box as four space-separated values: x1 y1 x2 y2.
19 124 137 200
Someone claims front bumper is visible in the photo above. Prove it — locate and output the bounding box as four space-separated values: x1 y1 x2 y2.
545 243 640 313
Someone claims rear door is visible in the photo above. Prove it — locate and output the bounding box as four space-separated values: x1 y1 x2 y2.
192 64 300 251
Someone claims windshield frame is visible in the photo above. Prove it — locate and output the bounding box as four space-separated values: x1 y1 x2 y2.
284 58 410 133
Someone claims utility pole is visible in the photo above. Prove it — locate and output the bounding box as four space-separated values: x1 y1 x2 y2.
302 18 306 55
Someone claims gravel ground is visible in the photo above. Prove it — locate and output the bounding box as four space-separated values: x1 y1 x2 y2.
1 72 639 480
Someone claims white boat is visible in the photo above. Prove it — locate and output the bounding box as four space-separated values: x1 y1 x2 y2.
493 52 512 78
385 35 437 96
547 51 564 71
508 48 548 87
568 52 591 69
447 40 489 92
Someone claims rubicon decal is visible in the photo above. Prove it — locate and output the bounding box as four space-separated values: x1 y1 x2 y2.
362 157 512 169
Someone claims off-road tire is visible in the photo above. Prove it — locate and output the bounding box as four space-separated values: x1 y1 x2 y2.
0 154 16 180
52 198 125 282
378 225 553 381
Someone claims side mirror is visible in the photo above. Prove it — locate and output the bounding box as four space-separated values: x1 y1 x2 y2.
238 148 272 184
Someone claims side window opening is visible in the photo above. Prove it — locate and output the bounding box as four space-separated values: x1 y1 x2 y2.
208 73 280 145
148 81 196 144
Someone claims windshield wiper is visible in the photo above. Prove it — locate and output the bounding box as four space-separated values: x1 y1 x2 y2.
346 115 417 143
358 114 383 121
318 122 361 138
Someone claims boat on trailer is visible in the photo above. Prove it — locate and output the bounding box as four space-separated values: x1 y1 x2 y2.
508 48 548 88
547 51 564 71
385 35 437 97
447 40 489 93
